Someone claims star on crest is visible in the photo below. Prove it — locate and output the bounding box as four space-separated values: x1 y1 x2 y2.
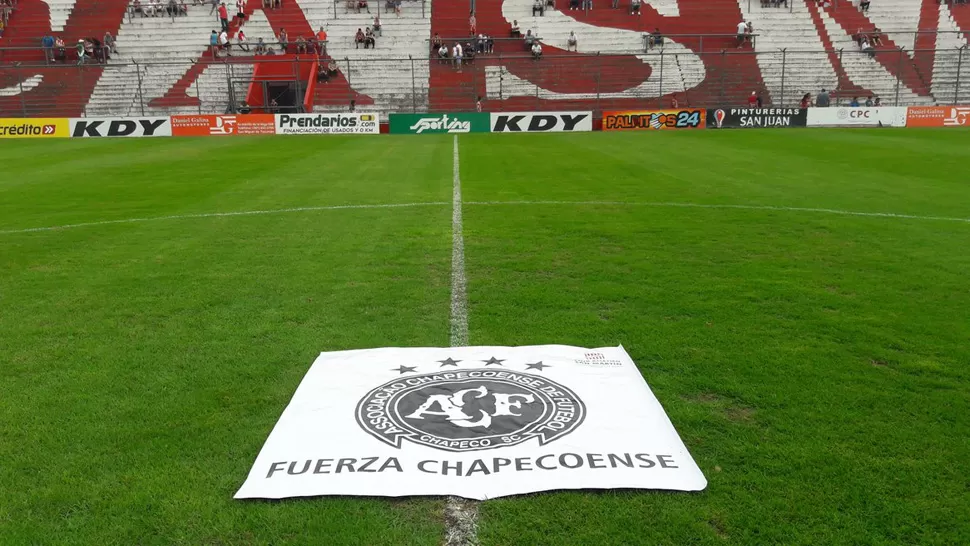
437 358 461 367
391 365 417 374
525 361 550 371
482 357 505 366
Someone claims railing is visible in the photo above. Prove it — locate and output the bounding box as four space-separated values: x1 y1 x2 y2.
329 0 426 19
0 49 968 117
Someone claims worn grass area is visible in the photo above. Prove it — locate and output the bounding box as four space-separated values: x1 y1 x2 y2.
1 129 969 545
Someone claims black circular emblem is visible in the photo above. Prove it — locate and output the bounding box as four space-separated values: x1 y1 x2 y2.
355 369 586 452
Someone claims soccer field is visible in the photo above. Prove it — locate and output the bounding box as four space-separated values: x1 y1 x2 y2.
2 130 969 545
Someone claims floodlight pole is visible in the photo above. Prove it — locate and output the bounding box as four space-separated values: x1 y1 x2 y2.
779 48 786 107
955 47 965 105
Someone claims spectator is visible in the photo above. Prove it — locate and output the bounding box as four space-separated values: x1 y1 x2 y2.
524 29 535 48
364 27 376 48
55 37 67 62
757 93 763 107
83 38 95 62
861 36 874 58
132 0 144 16
209 0 219 15
511 20 521 37
816 88 830 107
235 0 245 21
865 95 873 107
670 95 679 108
328 59 340 76
582 0 592 9
464 40 476 62
532 0 544 16
570 0 579 9
278 28 288 52
631 0 641 15
218 2 229 31
358 0 370 13
874 96 881 106
485 34 494 53
800 93 811 108
476 96 483 112
209 30 219 53
166 0 178 16
355 27 365 48
76 39 86 64
90 38 104 63
871 28 883 47
179 0 188 15
220 29 230 55
238 101 251 113
849 96 859 107
317 59 331 83
349 100 356 112
393 0 401 16
296 35 307 53
748 91 757 107
469 12 476 35
432 32 443 53
612 0 619 8
567 31 577 51
477 33 485 54
255 37 267 54
374 15 382 36
273 0 281 8
531 41 542 60
860 0 869 12
317 26 328 55
149 0 162 16
263 0 271 8
736 20 747 48
648 28 663 49
42 35 56 62
438 43 448 62
453 42 463 69
852 27 865 47
237 30 249 51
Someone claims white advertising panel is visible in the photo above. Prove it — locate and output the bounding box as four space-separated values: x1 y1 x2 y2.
69 117 172 137
807 107 907 127
490 112 593 132
275 113 380 135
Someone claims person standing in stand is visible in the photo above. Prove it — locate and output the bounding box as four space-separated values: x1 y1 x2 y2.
218 2 229 32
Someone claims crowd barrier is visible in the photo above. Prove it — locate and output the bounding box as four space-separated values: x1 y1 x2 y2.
1 107 968 138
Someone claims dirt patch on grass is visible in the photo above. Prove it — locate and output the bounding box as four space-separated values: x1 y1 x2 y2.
684 392 757 423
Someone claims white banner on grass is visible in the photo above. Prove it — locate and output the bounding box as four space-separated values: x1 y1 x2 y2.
235 345 707 500
807 107 907 127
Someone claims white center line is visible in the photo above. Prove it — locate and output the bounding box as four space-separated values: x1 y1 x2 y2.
444 134 479 546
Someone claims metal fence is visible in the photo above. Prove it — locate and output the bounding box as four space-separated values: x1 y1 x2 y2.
0 48 967 117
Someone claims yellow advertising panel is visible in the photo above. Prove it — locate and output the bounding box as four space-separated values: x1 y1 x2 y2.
0 118 70 138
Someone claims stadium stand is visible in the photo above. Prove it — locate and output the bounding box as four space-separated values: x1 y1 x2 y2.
0 0 968 116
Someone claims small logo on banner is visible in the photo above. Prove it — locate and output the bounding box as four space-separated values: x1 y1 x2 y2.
714 109 726 128
43 125 55 134
943 107 970 127
356 362 586 452
211 116 237 135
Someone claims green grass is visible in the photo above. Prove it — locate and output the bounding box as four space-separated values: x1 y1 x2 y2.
2 130 969 545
